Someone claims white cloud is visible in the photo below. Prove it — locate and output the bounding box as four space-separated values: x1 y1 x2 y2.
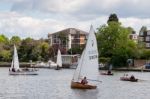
120 17 150 33
0 12 68 39
1 0 150 39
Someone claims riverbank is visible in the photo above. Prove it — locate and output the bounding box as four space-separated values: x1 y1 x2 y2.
100 66 150 72
0 62 31 67
1 62 150 72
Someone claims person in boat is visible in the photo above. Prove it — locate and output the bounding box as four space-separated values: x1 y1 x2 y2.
56 65 60 70
81 77 88 85
12 68 15 72
107 70 112 74
130 75 135 80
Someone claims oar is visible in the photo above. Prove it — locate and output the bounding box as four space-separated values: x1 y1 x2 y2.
87 79 102 83
138 79 147 82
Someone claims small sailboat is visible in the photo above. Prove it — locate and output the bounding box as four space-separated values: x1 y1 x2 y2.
55 49 62 70
71 25 99 89
100 64 113 75
9 45 38 75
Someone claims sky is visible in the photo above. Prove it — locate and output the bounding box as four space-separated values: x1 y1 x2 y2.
0 0 150 39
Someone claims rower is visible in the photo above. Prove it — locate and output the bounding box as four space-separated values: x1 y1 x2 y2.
130 75 135 80
107 70 111 74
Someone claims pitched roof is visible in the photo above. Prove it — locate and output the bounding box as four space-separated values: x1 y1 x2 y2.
48 28 89 35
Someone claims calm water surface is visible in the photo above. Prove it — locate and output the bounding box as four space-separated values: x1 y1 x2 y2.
0 68 150 99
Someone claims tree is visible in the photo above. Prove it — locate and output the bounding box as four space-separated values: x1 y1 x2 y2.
10 36 21 46
39 42 50 61
0 34 9 44
0 50 11 61
107 13 119 24
97 16 137 67
18 38 35 61
139 26 147 36
68 46 84 54
58 32 69 52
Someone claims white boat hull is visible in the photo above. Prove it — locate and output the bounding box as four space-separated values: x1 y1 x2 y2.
9 71 38 75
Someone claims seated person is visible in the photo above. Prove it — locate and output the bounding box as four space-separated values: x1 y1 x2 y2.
107 70 111 74
130 75 135 80
81 77 88 85
12 68 15 72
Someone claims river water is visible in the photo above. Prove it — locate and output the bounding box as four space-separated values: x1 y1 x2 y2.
0 68 150 99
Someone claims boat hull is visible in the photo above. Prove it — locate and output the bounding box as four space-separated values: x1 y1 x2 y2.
120 77 138 82
71 81 97 89
55 66 61 70
9 71 38 75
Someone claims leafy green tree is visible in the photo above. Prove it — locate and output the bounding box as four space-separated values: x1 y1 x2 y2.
0 34 9 44
58 32 69 53
18 38 35 61
10 36 21 46
68 46 84 54
97 14 137 67
0 50 11 61
39 42 49 61
107 13 119 23
139 26 147 35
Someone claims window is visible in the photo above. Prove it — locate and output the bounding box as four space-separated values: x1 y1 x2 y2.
146 43 150 47
146 36 150 41
147 31 150 35
139 37 144 41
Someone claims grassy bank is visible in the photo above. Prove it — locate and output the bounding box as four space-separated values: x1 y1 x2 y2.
0 62 32 67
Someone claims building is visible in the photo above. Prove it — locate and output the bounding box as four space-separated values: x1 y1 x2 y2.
48 28 88 52
59 54 80 68
139 30 150 48
129 31 138 43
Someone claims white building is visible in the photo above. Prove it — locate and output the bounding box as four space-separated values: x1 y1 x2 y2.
48 28 88 50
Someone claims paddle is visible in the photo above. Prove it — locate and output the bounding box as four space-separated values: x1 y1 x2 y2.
87 79 102 83
138 79 147 82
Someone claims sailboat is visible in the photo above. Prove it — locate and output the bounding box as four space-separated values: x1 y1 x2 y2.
55 49 62 70
9 45 38 75
71 25 99 89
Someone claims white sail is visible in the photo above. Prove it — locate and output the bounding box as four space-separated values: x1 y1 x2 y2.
11 45 20 71
72 25 99 84
10 59 14 69
56 49 62 67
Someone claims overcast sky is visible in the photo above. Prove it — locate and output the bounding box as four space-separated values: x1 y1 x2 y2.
0 0 150 39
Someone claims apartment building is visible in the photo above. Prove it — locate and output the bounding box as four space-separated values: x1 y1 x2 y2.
139 30 150 48
48 28 88 51
129 31 138 43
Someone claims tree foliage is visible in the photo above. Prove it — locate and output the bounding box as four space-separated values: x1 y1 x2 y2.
107 13 119 23
97 14 137 67
10 36 21 46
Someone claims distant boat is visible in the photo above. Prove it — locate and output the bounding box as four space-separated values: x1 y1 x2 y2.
55 49 62 70
71 25 99 89
120 77 138 82
9 45 38 75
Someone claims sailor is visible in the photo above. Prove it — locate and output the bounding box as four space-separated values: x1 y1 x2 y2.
81 77 88 85
12 68 15 72
130 75 135 80
107 70 111 74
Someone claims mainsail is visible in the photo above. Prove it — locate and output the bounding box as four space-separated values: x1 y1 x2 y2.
72 25 99 84
10 45 20 71
56 49 62 67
